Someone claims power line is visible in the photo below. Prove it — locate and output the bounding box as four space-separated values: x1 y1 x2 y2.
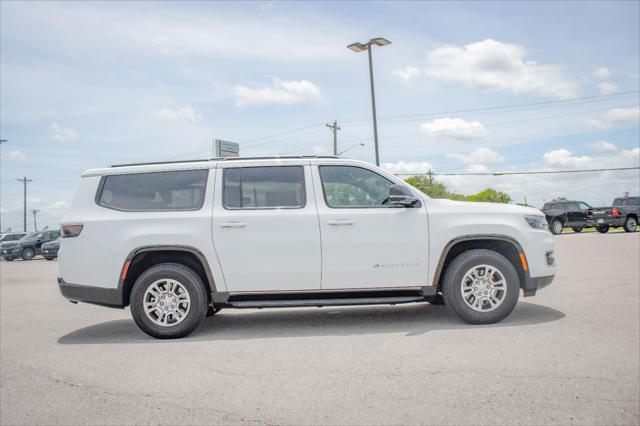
394 166 640 177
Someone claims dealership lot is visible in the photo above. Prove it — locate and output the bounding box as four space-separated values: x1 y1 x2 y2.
1 232 638 425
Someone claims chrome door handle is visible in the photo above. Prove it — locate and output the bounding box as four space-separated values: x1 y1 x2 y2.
327 220 354 226
219 222 246 228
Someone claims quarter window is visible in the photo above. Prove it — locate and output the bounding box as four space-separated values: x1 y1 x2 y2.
319 165 395 208
97 170 208 211
223 166 306 209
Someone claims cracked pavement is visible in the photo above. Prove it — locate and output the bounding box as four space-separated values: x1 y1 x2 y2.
1 232 639 425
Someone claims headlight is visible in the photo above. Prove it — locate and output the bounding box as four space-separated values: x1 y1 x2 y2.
525 215 547 229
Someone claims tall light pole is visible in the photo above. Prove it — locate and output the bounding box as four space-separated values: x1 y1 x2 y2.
347 37 391 166
31 209 39 232
338 143 366 157
325 121 341 155
0 139 7 232
17 177 32 232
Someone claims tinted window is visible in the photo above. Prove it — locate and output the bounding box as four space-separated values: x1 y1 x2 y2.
319 166 395 208
98 170 208 211
566 202 580 211
223 166 306 209
578 202 591 210
22 232 42 242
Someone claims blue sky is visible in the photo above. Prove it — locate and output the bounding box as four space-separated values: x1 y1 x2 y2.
1 0 639 231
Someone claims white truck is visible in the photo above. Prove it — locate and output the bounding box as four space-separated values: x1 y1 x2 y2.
59 156 556 339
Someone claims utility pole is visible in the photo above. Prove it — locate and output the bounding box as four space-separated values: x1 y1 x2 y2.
31 209 39 232
0 139 8 232
325 121 341 155
428 170 434 196
17 177 32 232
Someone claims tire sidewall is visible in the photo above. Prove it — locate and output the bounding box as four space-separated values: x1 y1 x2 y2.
550 219 563 235
624 217 637 232
443 250 520 324
130 263 208 339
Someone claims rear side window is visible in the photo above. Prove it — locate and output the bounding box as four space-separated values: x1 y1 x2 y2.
97 170 208 211
223 166 306 209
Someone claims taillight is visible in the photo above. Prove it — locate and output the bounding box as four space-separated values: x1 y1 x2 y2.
613 208 620 217
61 224 83 238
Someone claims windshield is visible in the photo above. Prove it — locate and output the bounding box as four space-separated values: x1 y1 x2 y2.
21 232 42 242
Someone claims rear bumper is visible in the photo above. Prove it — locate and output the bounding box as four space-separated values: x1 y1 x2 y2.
522 274 555 297
58 278 124 308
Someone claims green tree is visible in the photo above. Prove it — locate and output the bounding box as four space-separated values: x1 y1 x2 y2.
466 188 512 203
405 176 465 201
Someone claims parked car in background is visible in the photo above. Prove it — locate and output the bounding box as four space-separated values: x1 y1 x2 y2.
0 232 28 260
41 237 61 260
2 230 61 261
542 200 594 234
589 196 639 233
59 157 556 339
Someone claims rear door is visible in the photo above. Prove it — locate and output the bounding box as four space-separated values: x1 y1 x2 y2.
312 164 429 289
211 162 321 292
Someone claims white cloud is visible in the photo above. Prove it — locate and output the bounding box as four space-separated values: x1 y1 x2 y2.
597 81 618 95
447 147 505 165
47 201 69 211
49 122 78 141
155 105 202 123
420 117 487 141
392 66 422 82
594 67 610 80
382 161 433 175
588 107 640 130
543 149 594 168
588 141 619 153
7 149 26 161
424 39 578 99
234 78 323 107
312 145 329 155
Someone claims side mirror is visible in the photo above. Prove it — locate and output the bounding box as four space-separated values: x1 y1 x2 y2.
386 185 422 208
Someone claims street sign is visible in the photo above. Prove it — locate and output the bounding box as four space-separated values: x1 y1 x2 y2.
214 139 240 158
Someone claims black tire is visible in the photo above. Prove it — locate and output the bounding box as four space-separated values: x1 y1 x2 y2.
596 225 610 233
4 257 14 261
572 227 583 233
21 248 35 261
45 257 55 261
442 249 520 324
623 216 638 233
550 219 563 235
130 263 208 339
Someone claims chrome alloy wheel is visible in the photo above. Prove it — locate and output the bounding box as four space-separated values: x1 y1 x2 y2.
460 264 508 312
143 279 191 327
552 220 563 235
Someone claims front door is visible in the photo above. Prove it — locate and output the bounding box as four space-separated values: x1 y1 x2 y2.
211 163 321 292
313 164 429 289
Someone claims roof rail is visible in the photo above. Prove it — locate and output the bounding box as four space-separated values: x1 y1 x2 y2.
110 155 339 168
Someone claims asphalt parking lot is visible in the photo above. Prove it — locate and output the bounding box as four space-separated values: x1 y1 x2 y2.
1 232 639 425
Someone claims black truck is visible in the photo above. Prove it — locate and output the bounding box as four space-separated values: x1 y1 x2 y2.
589 196 639 233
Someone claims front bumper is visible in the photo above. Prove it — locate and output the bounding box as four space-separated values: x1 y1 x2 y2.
522 274 555 297
58 278 124 308
42 248 59 258
1 248 22 259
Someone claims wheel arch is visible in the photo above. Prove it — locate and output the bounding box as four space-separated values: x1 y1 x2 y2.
433 235 529 292
119 245 217 307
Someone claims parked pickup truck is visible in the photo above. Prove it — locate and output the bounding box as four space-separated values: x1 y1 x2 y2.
58 156 556 339
542 200 594 235
589 196 639 233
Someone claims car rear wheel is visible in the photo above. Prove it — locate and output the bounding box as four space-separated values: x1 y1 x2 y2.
572 227 583 233
624 217 637 232
45 257 55 261
596 225 610 233
442 249 520 324
21 248 35 261
4 257 14 261
550 219 563 235
130 263 208 339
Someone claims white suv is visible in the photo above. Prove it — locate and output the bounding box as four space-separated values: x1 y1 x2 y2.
59 157 556 339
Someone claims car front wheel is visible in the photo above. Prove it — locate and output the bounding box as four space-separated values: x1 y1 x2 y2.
442 249 520 324
130 263 208 339
21 248 35 261
624 217 637 232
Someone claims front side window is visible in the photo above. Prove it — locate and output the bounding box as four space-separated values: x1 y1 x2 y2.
223 166 306 209
319 165 395 208
97 170 208 211
578 202 591 210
